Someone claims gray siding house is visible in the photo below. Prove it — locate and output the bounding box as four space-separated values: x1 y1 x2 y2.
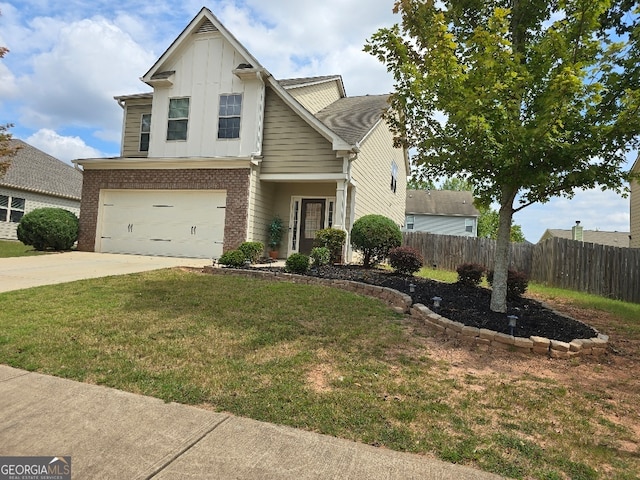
404 189 480 237
1 140 82 240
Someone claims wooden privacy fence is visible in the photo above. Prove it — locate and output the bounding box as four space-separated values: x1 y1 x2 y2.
403 232 640 304
530 237 640 304
402 232 533 273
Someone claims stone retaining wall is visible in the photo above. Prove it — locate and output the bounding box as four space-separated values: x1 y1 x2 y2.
203 267 608 359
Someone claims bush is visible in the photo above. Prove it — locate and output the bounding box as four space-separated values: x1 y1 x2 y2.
17 207 79 251
350 214 402 268
314 228 346 263
285 253 310 274
487 269 529 298
310 247 331 267
218 249 247 267
238 241 263 264
456 263 485 287
389 246 424 275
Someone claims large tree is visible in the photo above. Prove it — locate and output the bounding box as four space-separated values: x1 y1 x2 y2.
0 11 17 177
366 0 640 312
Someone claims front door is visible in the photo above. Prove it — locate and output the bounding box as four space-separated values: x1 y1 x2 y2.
299 199 325 254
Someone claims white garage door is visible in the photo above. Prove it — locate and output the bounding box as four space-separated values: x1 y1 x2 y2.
98 190 226 259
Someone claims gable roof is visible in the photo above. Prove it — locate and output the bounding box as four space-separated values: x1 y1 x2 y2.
1 140 82 200
314 95 391 145
406 189 480 217
539 229 630 248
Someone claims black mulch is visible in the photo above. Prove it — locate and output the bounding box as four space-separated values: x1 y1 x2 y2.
252 264 597 343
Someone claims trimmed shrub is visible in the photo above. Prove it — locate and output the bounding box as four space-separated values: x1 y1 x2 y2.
314 228 346 263
238 241 264 264
456 263 485 287
350 214 402 268
310 247 331 267
389 246 424 275
285 253 310 274
17 207 79 251
218 250 247 267
487 269 529 298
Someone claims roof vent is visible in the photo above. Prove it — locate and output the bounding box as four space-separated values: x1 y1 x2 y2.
196 19 218 34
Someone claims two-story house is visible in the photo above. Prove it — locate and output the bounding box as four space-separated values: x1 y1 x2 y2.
403 189 479 237
74 7 408 260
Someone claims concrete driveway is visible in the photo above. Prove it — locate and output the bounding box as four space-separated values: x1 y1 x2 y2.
0 251 210 292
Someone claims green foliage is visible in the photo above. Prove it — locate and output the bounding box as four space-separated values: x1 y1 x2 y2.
350 214 402 268
238 241 264 264
477 207 526 243
366 0 640 311
487 269 529 299
267 216 284 250
16 208 78 251
389 246 424 275
218 250 246 267
314 228 346 263
285 253 310 274
456 263 486 287
310 247 331 267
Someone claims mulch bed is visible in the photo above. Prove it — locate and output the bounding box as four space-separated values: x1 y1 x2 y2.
252 264 597 343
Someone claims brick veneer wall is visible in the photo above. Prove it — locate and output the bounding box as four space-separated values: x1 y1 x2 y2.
78 168 250 253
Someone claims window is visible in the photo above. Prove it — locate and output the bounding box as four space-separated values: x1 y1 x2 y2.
140 114 151 151
218 94 242 139
465 219 474 233
167 97 189 141
390 161 398 193
406 215 415 230
0 195 25 223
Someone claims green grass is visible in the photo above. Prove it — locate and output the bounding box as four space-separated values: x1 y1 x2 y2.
0 239 48 258
0 269 638 479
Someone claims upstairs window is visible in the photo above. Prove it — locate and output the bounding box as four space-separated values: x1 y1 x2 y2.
167 97 189 141
218 94 242 139
390 161 398 193
406 215 415 230
0 195 25 223
140 113 151 151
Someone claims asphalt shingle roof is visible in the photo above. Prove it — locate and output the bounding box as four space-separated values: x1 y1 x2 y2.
278 75 342 88
1 140 83 200
314 95 391 145
540 229 630 248
406 189 480 216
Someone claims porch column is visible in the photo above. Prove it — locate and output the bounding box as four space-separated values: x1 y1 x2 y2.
334 180 348 231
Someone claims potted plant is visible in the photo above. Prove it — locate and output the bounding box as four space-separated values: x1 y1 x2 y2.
267 215 284 259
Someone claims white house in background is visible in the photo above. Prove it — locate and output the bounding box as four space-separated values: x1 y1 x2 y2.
73 7 408 260
404 189 480 237
0 140 82 240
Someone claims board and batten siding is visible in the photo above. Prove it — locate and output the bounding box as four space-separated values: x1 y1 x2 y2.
631 161 640 248
261 88 343 175
287 81 342 115
0 187 80 240
121 102 152 158
147 33 264 159
350 119 406 226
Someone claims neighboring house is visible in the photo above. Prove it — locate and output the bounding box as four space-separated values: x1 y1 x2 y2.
404 189 479 237
539 222 631 248
631 156 639 248
0 140 82 240
73 7 408 260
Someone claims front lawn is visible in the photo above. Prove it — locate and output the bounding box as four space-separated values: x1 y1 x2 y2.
0 239 47 258
0 269 638 479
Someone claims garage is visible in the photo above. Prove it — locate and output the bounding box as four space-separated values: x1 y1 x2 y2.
97 190 226 259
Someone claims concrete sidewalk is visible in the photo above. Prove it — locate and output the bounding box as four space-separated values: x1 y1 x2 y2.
0 251 210 292
0 366 504 479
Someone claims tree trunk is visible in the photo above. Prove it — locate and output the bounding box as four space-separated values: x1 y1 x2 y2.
490 198 515 313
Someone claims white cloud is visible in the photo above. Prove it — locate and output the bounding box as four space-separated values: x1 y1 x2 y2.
14 16 155 141
26 128 102 163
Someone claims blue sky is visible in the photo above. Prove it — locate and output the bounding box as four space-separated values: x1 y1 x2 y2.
0 0 635 243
